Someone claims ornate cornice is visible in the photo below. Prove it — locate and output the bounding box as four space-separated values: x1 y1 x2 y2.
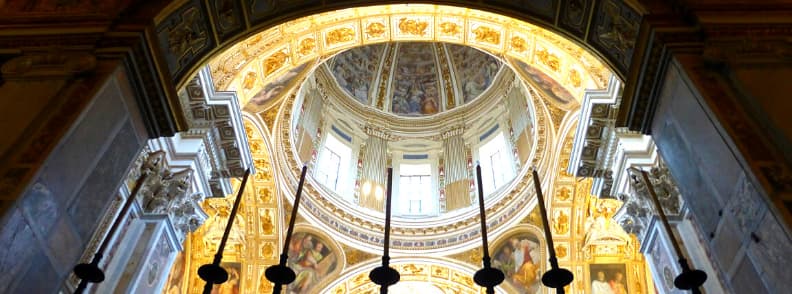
177 66 254 196
568 76 623 179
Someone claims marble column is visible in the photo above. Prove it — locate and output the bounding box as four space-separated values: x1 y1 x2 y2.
442 128 470 211
359 127 390 211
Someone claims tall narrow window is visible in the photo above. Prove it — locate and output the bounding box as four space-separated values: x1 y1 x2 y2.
479 132 514 195
315 134 351 193
398 163 433 216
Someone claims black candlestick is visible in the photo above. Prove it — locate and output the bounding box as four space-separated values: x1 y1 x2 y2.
199 169 251 294
473 165 505 294
532 169 573 294
73 172 150 293
369 168 400 294
634 168 707 293
265 165 308 293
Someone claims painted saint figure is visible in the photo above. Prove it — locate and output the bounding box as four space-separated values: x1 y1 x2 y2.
592 271 615 294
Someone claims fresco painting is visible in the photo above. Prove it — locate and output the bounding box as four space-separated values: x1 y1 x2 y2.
491 232 542 293
330 44 386 104
589 263 629 294
509 57 576 109
211 262 241 294
248 62 312 108
286 232 338 293
391 43 441 116
446 44 501 103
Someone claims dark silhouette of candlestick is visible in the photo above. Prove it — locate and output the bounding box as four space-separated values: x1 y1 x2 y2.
473 165 505 294
369 168 400 294
634 168 706 294
73 172 149 293
199 169 251 294
265 165 308 293
532 169 573 294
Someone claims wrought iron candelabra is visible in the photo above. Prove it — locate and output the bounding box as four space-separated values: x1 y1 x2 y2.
473 165 505 294
631 168 707 293
72 172 150 293
265 165 308 293
198 169 251 294
368 167 400 294
532 168 573 294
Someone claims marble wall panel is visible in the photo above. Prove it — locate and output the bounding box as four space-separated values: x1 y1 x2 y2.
37 77 130 207
68 120 141 240
730 256 765 294
746 212 792 293
0 66 147 292
0 208 38 289
11 241 60 294
652 60 791 294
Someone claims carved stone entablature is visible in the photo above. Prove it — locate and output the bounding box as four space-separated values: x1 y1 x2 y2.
178 66 254 196
0 51 97 79
364 125 399 141
138 151 209 241
613 162 684 242
441 126 465 140
568 76 623 180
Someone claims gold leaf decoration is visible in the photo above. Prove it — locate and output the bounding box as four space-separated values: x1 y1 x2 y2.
472 26 500 45
511 36 527 52
263 50 288 76
536 47 560 72
326 27 356 45
242 71 257 90
556 244 568 258
365 22 386 37
569 68 582 87
438 22 460 35
297 38 316 56
398 18 428 36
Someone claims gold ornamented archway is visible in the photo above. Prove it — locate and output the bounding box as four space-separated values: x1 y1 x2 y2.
205 4 612 111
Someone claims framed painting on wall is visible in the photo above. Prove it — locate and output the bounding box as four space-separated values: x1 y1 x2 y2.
589 263 629 294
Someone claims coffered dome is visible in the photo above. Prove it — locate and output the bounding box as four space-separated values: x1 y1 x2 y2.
328 42 502 116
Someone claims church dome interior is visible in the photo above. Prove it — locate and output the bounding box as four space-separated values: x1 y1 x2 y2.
9 2 787 294
269 40 559 256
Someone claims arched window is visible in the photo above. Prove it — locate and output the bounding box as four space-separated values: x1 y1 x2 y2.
479 131 515 195
315 134 351 193
398 163 434 216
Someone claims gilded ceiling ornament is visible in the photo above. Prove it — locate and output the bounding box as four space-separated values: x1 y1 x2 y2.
556 186 572 201
536 47 561 72
555 244 568 258
510 36 528 52
297 38 316 56
326 27 355 46
451 270 474 287
472 26 500 45
242 71 257 90
431 265 449 278
553 209 570 235
568 68 582 87
263 50 288 76
365 22 386 37
398 18 428 36
438 22 460 35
